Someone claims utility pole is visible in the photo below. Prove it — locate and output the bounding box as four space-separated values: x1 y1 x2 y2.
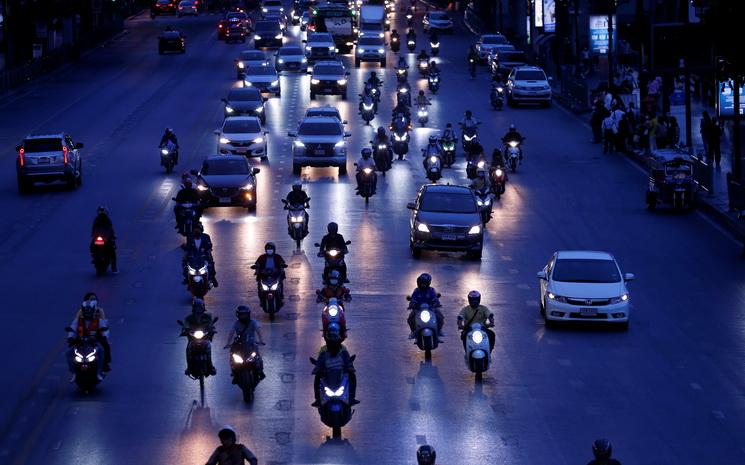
734 73 742 181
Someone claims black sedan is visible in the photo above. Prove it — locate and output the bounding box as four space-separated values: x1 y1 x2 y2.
158 31 185 54
221 87 266 123
193 156 260 210
253 21 283 49
407 184 484 259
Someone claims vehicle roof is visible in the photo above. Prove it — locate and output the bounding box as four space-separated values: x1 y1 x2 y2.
308 32 333 39
255 20 280 27
279 45 303 52
421 184 472 194
514 65 544 71
204 154 250 162
245 67 278 75
313 60 344 67
555 251 615 261
25 133 65 140
227 87 261 97
240 50 266 57
481 33 506 39
162 31 182 38
306 105 340 114
299 116 340 124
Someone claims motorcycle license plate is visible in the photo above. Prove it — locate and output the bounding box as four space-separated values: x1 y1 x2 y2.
315 149 326 155
579 308 597 317
441 234 457 241
219 197 232 204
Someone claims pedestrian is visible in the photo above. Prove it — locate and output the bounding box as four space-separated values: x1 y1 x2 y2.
645 116 658 153
700 111 712 157
710 116 723 168
590 98 608 144
602 114 616 154
656 115 669 148
206 427 258 465
611 105 625 152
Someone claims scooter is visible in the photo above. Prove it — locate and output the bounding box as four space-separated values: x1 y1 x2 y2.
417 58 429 76
173 200 202 239
391 35 400 53
371 140 393 174
315 241 352 284
281 199 309 248
464 322 492 381
90 234 112 276
396 67 408 83
489 166 506 200
178 317 218 406
428 72 440 93
407 37 416 52
490 85 504 110
505 140 522 172
430 40 440 56
396 84 412 107
65 328 108 393
310 357 355 439
417 105 429 127
251 266 285 320
185 253 211 298
160 141 178 173
355 164 377 204
460 123 481 153
229 342 263 402
474 187 493 224
318 295 349 340
407 298 440 360
466 154 487 180
441 137 456 167
422 150 442 182
391 125 410 159
359 97 376 125
468 57 476 78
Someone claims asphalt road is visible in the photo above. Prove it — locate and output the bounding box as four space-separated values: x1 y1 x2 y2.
1 4 744 465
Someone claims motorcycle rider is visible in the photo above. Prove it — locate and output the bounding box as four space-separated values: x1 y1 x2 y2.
457 290 495 351
319 222 349 255
91 206 118 274
417 49 430 66
442 122 456 141
587 439 622 465
311 327 358 407
460 110 479 132
502 124 524 146
396 53 409 70
367 70 382 89
317 269 351 302
285 182 310 207
355 148 378 195
174 176 201 232
490 147 506 168
470 168 490 192
182 223 218 287
415 89 431 107
205 427 258 465
422 135 442 170
467 44 478 64
390 29 400 46
160 127 179 151
182 298 217 376
67 292 110 381
417 445 437 465
407 273 445 339
252 242 287 294
429 30 439 47
428 60 440 76
224 305 266 382
406 28 416 44
391 102 411 127
373 126 391 149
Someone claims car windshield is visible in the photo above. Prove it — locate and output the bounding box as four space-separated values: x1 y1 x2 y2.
240 51 265 60
307 109 339 118
264 0 282 5
358 37 382 46
223 119 261 133
515 70 547 80
255 22 279 31
482 35 507 44
24 138 62 153
429 12 449 20
314 65 342 75
202 159 250 175
180 1 193 5
299 122 342 135
552 259 621 283
157 0 170 4
419 192 477 213
279 47 303 55
227 89 261 101
248 67 277 76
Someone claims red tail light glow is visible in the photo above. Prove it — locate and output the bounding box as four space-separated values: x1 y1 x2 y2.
18 148 25 167
62 146 69 165
94 236 105 245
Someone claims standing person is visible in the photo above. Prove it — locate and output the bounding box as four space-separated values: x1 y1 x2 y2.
700 111 712 157
602 113 616 154
590 98 607 143
205 427 258 465
587 438 622 465
647 115 659 153
709 116 723 168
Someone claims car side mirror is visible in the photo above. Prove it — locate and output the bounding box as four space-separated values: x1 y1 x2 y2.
342 120 348 125
405 296 411 301
15 145 22 152
75 142 84 149
624 273 635 282
406 202 415 209
213 130 221 135
536 271 547 280
252 167 261 174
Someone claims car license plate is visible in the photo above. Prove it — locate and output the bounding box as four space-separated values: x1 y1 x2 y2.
315 149 326 155
235 147 248 153
323 87 333 93
441 234 456 241
219 197 231 204
38 157 50 164
579 308 597 316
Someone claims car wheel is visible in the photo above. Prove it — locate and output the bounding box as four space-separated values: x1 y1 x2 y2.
618 321 629 331
544 316 557 329
66 174 77 190
292 164 301 175
539 298 545 315
341 91 347 100
381 59 386 67
467 248 482 260
410 242 421 258
276 90 281 97
338 163 347 175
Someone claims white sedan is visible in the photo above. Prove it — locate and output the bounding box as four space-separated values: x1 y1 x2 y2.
537 251 634 329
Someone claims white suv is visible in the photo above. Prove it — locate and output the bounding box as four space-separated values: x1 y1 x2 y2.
506 66 552 107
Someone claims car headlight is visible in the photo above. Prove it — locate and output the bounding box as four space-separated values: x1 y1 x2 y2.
547 292 567 303
196 184 209 191
262 7 268 12
417 222 430 233
468 225 481 235
270 80 279 87
225 106 234 113
334 140 345 148
311 78 320 84
238 62 245 69
254 34 261 40
275 34 283 39
278 58 284 64
232 353 244 364
337 79 347 85
419 309 431 323
471 330 484 344
219 137 231 144
357 48 365 53
301 57 307 62
294 140 305 147
253 136 264 144
244 81 253 86
377 48 384 53
611 294 629 304
243 182 254 190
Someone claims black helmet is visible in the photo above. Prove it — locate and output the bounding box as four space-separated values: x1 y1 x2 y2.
183 177 193 186
392 29 398 34
509 123 516 131
193 223 204 233
465 110 473 118
446 122 452 128
97 206 108 215
468 290 481 308
416 273 432 290
418 90 425 96
192 298 206 313
370 71 377 78
327 222 338 234
592 439 612 459
292 182 302 191
218 427 237 443
265 241 276 252
328 269 341 285
362 148 372 158
83 292 98 302
417 445 436 465
377 126 386 135
235 305 251 319
430 60 436 67
428 135 437 143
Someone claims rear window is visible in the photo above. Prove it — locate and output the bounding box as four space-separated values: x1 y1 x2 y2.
227 89 261 101
223 119 261 133
429 12 449 20
248 67 277 75
24 138 62 153
240 51 265 60
227 12 248 19
309 33 332 42
515 70 546 80
419 192 477 213
298 122 342 135
264 0 282 5
202 159 250 175
307 109 339 118
552 259 621 283
255 22 279 31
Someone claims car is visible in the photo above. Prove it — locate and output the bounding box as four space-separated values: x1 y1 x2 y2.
304 32 337 62
300 11 311 30
194 156 261 210
263 13 288 32
475 34 511 62
235 50 269 78
275 45 307 72
216 116 268 160
152 0 177 17
158 31 185 54
423 11 454 34
253 21 283 48
488 48 526 81
289 116 351 175
354 36 386 67
407 184 484 260
243 66 281 96
291 0 313 24
304 105 346 123
261 0 285 15
537 251 634 329
506 65 552 107
222 87 266 123
218 11 252 39
357 23 385 39
177 0 198 16
309 60 349 99
15 133 83 193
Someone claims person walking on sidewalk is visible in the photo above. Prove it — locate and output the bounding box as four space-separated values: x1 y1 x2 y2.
602 114 616 154
709 116 723 168
700 111 712 157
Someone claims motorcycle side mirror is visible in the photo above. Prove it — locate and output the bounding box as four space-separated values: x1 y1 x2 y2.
536 271 547 280
349 354 356 362
75 142 84 149
281 199 288 204
405 296 411 301
309 356 317 365
406 202 415 209
250 264 256 269
64 326 74 332
342 120 348 125
436 293 441 298
344 132 352 138
221 98 227 103
345 240 351 245
176 320 184 326
252 167 261 174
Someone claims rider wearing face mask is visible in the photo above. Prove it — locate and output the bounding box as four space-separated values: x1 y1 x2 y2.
311 326 358 407
457 290 495 351
182 298 217 376
182 224 218 288
407 273 445 338
355 148 378 195
224 305 266 381
317 270 351 301
67 292 110 381
252 242 287 293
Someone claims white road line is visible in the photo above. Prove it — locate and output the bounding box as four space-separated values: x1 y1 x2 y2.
690 382 703 390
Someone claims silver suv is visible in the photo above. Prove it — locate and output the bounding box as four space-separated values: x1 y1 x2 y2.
15 133 83 193
289 116 351 175
506 66 552 107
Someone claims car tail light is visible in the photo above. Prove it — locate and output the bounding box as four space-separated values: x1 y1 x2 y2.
94 236 105 245
18 148 25 167
62 146 69 165
219 24 223 28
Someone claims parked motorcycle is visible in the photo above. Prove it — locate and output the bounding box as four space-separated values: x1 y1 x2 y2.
229 342 263 402
282 199 309 248
185 253 211 298
464 322 492 381
160 141 178 173
315 240 352 284
65 327 107 393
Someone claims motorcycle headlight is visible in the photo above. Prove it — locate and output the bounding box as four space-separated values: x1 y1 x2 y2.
362 167 373 174
328 305 339 317
244 80 253 86
611 294 629 304
377 144 386 149
254 34 261 40
399 87 408 93
219 137 231 144
74 350 83 363
199 265 208 275
255 106 264 113
270 282 279 291
275 34 283 39
363 103 374 110
547 292 567 303
302 57 307 62
468 225 481 235
188 265 197 275
252 136 264 144
429 156 438 163
311 79 320 84
496 87 504 92
324 385 345 397
477 199 484 206
508 141 518 147
261 282 269 291
193 330 205 339
197 184 209 191
477 160 485 168
161 149 169 155
417 222 430 233
328 249 339 257
334 140 346 148
86 351 96 361
270 80 280 87
225 106 234 113
419 309 431 323
294 140 306 147
418 109 427 115
337 79 348 85
495 169 503 177
464 134 475 141
291 215 304 223
471 330 484 344
232 353 244 364
262 7 268 12
238 62 245 69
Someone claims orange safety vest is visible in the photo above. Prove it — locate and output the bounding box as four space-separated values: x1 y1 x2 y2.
77 316 101 337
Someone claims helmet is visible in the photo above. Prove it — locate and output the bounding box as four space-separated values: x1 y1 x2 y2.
465 110 473 118
83 292 98 303
417 445 436 465
183 177 193 186
327 222 338 234
265 241 276 252
430 60 436 67
192 298 206 313
392 29 398 34
328 269 341 285
592 439 612 459
97 206 108 215
468 290 481 308
428 135 437 144
235 305 251 319
361 148 372 158
416 273 432 290
377 126 386 135
218 427 237 443
292 182 302 191
509 123 516 131
418 90 425 96
446 122 452 128
370 71 377 78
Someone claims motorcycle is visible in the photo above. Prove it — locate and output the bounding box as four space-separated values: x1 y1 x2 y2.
490 85 504 110
281 199 309 248
178 317 218 406
464 322 492 381
441 137 456 167
407 37 416 52
65 328 107 392
460 123 481 153
417 105 429 127
430 40 440 56
466 154 487 179
474 187 493 224
417 58 429 76
355 164 376 204
359 96 376 125
407 298 440 359
396 67 408 83
90 234 113 276
160 141 178 173
428 72 440 94
173 200 202 239
406 12 413 26
422 151 442 182
371 139 393 174
396 84 411 107
315 240 352 284
468 57 476 78
318 295 348 340
489 166 506 200
251 266 285 320
185 252 211 298
229 342 263 402
391 35 400 53
391 123 410 159
310 357 355 439
505 140 522 172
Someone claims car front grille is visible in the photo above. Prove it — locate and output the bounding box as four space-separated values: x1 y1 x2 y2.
429 225 470 235
213 187 239 197
230 141 252 147
565 298 612 306
304 143 334 156
568 312 609 319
